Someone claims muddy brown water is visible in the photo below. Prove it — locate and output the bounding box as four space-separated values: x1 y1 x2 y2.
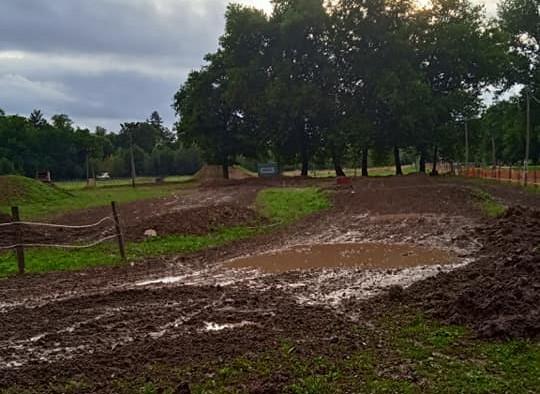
226 243 455 273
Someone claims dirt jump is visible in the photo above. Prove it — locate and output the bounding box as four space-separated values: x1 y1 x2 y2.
0 175 538 392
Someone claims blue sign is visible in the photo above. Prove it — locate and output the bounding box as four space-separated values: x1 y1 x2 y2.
257 163 279 177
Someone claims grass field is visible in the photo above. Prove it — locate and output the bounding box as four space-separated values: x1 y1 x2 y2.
256 187 331 223
0 187 331 277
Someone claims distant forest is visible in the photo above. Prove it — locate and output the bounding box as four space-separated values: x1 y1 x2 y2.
0 110 202 180
1 0 539 180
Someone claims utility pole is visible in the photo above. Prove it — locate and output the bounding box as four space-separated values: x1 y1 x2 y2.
491 134 496 169
85 151 90 186
465 120 469 168
129 130 136 188
525 92 530 185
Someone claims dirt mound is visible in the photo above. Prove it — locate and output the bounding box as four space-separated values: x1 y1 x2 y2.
409 206 540 339
0 175 70 206
125 204 262 241
194 165 255 181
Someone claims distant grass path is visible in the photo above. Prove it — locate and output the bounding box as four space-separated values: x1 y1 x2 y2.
0 187 331 277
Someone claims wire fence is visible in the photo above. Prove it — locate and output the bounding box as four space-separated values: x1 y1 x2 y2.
0 201 126 274
455 165 540 187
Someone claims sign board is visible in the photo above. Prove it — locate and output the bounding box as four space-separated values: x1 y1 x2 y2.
257 163 279 177
36 171 51 183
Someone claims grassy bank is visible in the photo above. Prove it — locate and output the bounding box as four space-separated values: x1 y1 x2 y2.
0 175 194 219
471 189 507 218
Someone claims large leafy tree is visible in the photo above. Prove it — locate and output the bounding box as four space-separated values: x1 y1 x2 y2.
262 0 331 176
174 4 267 179
412 0 508 169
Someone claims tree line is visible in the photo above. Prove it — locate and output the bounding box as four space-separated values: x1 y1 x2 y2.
0 109 202 180
174 0 539 178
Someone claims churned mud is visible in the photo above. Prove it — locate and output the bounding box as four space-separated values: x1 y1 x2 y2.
0 175 538 392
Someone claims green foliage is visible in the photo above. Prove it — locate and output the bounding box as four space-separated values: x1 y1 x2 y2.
256 187 331 223
171 0 517 178
0 110 202 181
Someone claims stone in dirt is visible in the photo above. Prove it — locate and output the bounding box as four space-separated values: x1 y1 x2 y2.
144 229 158 238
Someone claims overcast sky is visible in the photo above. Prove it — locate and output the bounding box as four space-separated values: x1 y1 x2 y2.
0 0 498 132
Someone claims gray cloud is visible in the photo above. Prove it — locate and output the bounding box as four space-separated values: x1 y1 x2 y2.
0 0 498 131
0 0 270 130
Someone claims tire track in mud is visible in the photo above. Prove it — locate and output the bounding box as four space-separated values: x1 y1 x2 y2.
0 210 480 373
1 176 494 390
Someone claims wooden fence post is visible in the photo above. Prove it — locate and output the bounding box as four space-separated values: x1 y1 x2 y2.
11 206 25 274
111 201 126 261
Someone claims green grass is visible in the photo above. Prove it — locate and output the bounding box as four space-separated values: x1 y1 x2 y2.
0 226 256 277
0 175 71 206
0 178 193 219
471 188 507 218
65 311 539 394
367 165 417 177
256 187 331 223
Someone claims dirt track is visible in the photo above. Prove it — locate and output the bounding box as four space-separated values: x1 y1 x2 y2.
0 175 538 392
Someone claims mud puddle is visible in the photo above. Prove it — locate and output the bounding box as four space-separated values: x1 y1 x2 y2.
225 243 454 273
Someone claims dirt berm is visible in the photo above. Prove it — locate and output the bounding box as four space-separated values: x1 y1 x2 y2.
408 206 540 339
125 204 263 241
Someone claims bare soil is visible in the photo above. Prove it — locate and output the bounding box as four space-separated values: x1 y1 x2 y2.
0 175 538 392
408 206 540 339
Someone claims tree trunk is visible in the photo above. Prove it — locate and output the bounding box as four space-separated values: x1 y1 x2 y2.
333 152 346 177
301 147 309 177
419 152 426 173
222 160 229 180
491 135 496 168
431 145 438 176
361 147 369 177
394 146 403 176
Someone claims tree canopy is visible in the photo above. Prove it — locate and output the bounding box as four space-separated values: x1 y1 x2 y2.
0 110 202 180
174 0 537 178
